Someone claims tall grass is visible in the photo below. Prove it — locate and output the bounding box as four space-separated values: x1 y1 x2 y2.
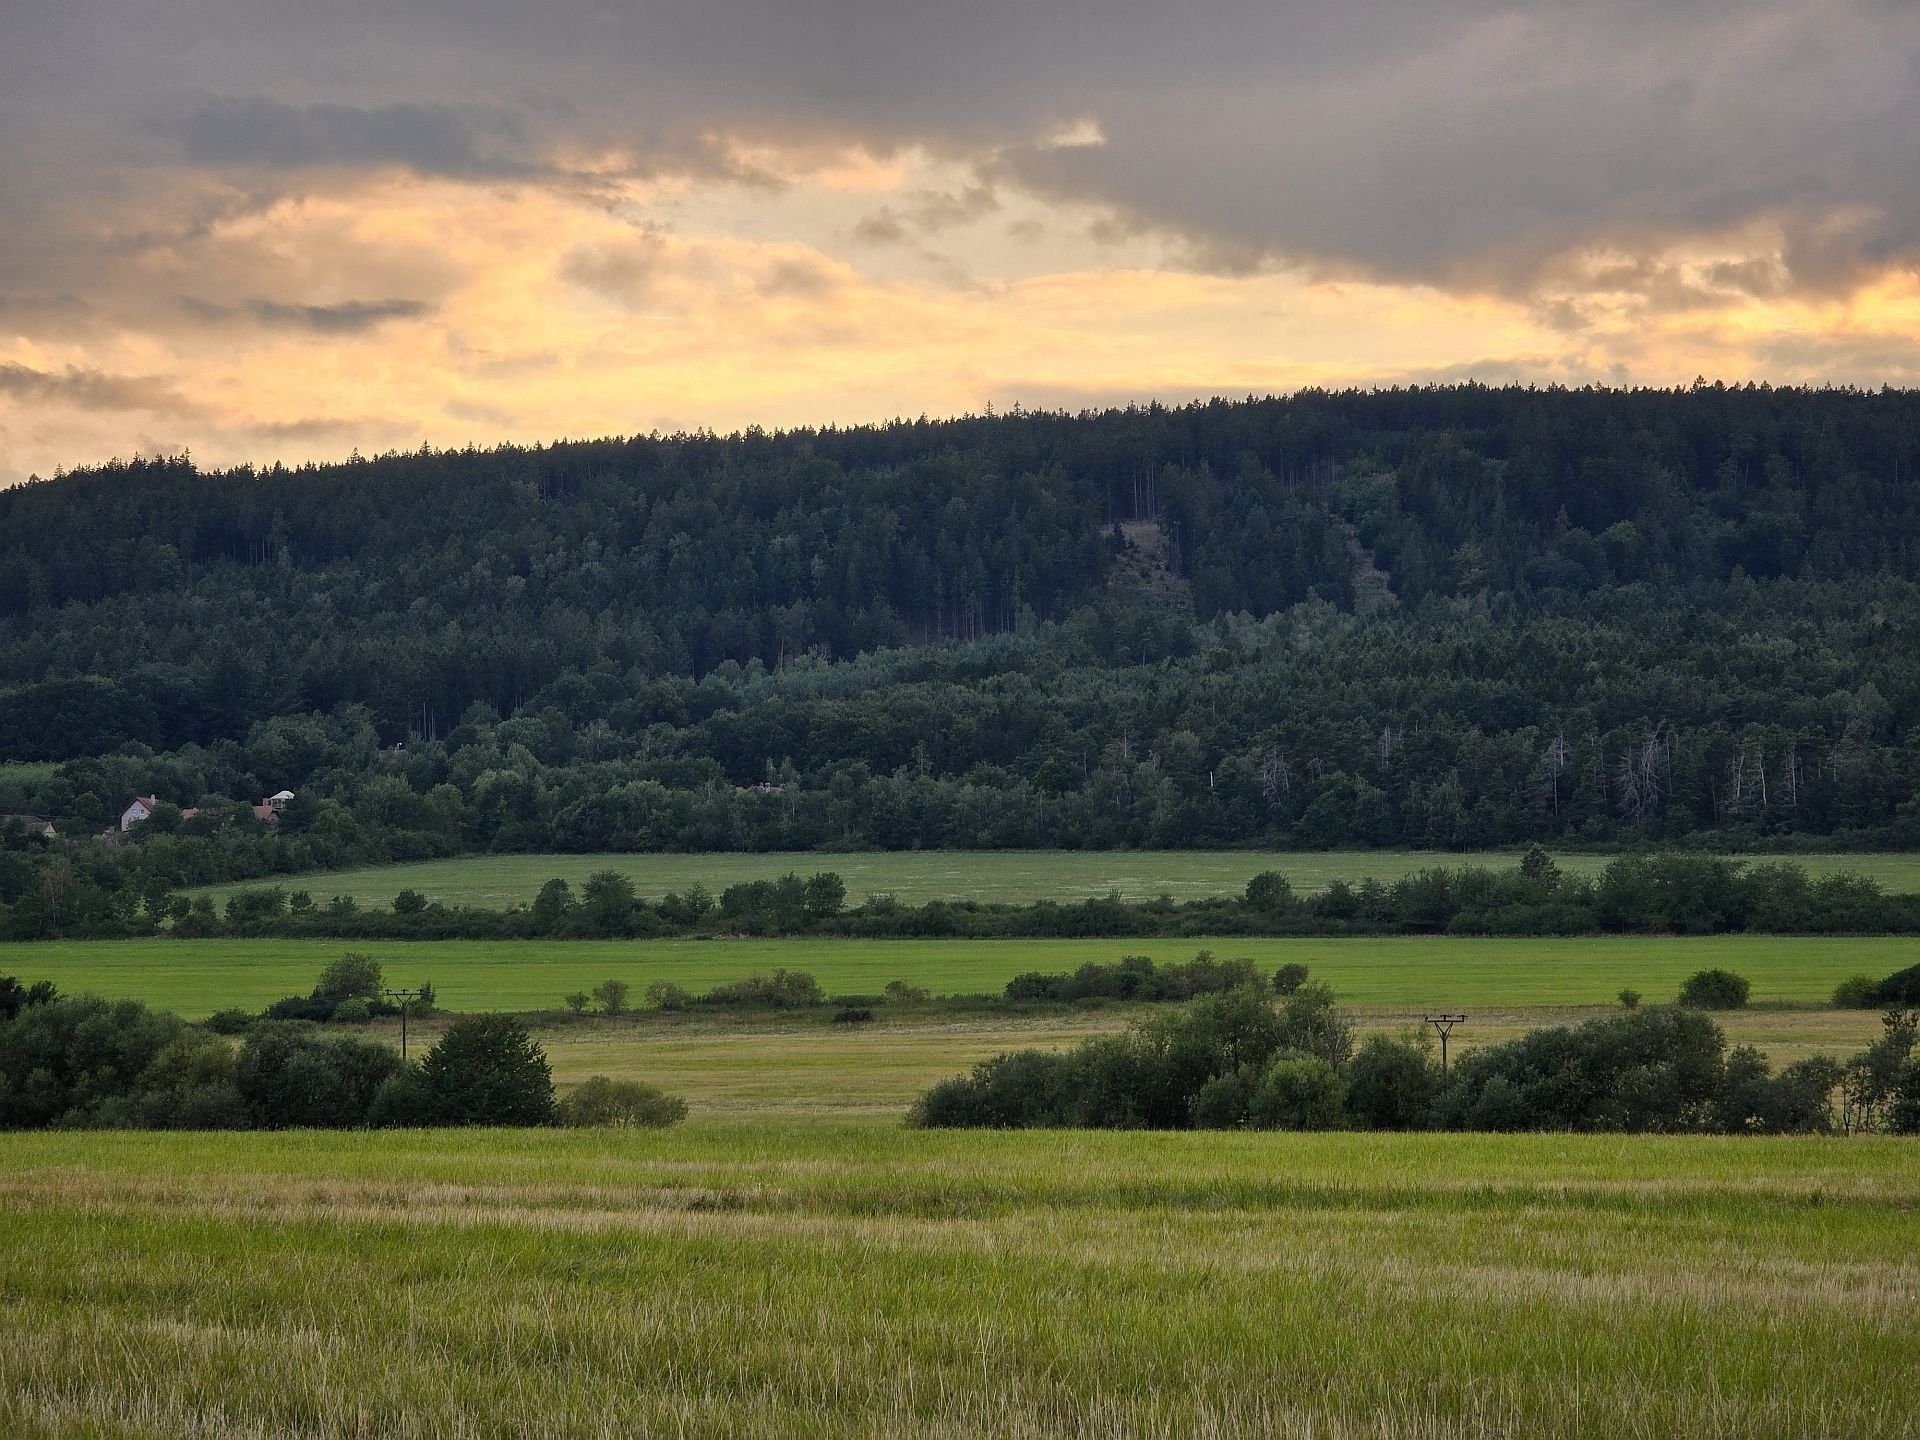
2 1126 1915 1437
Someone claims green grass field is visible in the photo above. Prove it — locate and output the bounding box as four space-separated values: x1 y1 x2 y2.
11 933 1916 1017
185 848 1920 910
3 1124 1915 1438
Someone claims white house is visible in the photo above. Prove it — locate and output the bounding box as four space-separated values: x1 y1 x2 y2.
119 795 160 831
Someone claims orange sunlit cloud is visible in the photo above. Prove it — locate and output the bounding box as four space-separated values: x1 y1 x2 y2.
4 147 1920 483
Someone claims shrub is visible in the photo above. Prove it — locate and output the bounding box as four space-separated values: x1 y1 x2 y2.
563 991 590 1014
331 996 373 1024
1433 1008 1730 1133
1273 982 1354 1068
366 1066 440 1128
420 1015 555 1126
1190 1063 1263 1129
645 980 692 1012
803 872 847 919
1713 1049 1840 1134
392 889 429 915
121 1034 247 1130
1890 1062 1920 1136
832 1006 875 1024
911 1050 1077 1129
1004 952 1260 1004
1343 1034 1439 1130
0 976 57 1021
263 994 338 1022
1248 1055 1347 1130
1617 988 1641 1011
1831 975 1881 1010
558 1076 688 1128
1678 968 1750 1010
202 1007 256 1035
1245 871 1295 917
592 978 630 1016
1272 963 1311 995
234 1023 405 1128
883 979 931 1005
1871 963 1920 1008
699 969 824 1009
314 953 383 1003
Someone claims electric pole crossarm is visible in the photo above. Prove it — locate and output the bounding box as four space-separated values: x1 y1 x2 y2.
1421 1013 1469 1072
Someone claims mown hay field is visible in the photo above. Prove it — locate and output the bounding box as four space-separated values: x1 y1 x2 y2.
183 848 1920 911
11 932 1918 1017
2 1124 1916 1439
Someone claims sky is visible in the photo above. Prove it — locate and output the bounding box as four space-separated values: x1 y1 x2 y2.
3 0 1919 481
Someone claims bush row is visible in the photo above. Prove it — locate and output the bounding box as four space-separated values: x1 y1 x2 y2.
912 987 1920 1136
48 851 1920 943
0 981 684 1132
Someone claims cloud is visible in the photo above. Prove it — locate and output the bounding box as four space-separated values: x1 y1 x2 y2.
181 296 434 333
2 0 1918 483
855 184 999 245
12 2 1920 295
0 362 201 416
176 98 532 177
559 235 668 306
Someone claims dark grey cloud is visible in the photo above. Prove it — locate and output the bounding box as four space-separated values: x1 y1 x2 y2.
177 98 530 176
181 296 434 332
0 362 201 416
3 0 1918 306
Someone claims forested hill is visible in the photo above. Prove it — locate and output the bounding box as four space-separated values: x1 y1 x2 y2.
3 384 1920 874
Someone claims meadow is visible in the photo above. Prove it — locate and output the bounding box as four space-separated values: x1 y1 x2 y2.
10 933 1915 1017
184 848 1920 911
2 1124 1916 1438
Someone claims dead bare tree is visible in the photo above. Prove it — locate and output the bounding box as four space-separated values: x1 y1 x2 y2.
1537 729 1572 816
1258 748 1291 810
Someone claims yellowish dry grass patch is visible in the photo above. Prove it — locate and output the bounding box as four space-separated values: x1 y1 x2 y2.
1 1126 1916 1439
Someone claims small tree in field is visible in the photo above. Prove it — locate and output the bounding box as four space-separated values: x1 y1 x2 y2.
1273 963 1310 995
1245 872 1295 918
558 1076 687 1128
592 979 631 1016
645 980 693 1012
1678 969 1750 1010
563 991 590 1014
314 953 383 1003
421 1015 554 1126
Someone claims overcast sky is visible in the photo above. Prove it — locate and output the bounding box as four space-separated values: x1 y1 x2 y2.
3 0 1918 479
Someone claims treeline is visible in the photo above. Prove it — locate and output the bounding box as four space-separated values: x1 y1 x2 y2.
913 986 1920 1136
13 851 1920 943
11 385 1917 747
6 582 1920 865
1 386 1920 870
0 978 684 1132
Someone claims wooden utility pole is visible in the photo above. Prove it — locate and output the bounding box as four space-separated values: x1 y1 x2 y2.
384 988 423 1060
1422 1013 1469 1072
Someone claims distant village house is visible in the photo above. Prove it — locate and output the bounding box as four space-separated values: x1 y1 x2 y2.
0 814 56 840
119 791 289 833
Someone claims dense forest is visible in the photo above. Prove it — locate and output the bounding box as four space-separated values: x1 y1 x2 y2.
4 385 1920 922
